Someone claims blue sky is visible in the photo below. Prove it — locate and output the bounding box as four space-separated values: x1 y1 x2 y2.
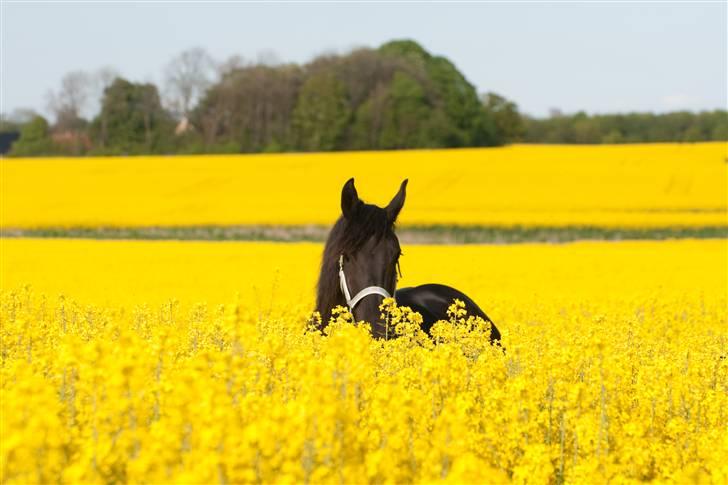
2 2 726 118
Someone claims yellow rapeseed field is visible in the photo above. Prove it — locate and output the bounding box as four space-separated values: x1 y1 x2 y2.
2 238 726 483
2 143 726 229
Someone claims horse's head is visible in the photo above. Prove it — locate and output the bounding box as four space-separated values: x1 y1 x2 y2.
316 177 407 337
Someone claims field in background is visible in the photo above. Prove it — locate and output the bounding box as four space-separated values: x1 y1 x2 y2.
1 238 724 308
2 143 726 230
3 141 727 483
2 238 726 483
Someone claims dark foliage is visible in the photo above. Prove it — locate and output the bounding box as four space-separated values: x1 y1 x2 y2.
523 110 728 144
194 39 495 152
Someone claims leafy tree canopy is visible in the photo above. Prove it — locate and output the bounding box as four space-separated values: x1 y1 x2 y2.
90 78 174 155
9 116 55 157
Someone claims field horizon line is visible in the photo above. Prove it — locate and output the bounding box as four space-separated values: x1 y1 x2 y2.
2 225 726 244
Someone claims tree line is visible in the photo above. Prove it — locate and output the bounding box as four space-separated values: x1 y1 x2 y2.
522 110 727 144
2 40 726 157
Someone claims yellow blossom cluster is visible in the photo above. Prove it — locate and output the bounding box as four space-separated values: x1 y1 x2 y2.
2 142 726 228
1 238 726 483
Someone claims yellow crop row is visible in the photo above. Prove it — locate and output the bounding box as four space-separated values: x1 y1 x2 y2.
1 238 726 483
0 238 725 308
2 143 726 228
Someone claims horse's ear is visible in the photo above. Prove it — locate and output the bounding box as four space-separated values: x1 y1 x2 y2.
386 179 408 224
341 177 361 219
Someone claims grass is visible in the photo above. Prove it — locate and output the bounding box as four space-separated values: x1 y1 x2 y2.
3 225 726 244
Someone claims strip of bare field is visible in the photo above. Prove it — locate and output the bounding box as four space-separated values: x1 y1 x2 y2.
2 225 726 244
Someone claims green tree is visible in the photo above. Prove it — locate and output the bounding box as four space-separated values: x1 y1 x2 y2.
482 92 525 144
194 65 302 153
379 71 437 149
292 72 351 151
350 71 449 150
9 116 55 156
379 40 499 146
348 83 388 150
710 118 728 140
601 129 623 144
683 124 704 142
196 39 503 152
91 78 173 154
523 110 728 144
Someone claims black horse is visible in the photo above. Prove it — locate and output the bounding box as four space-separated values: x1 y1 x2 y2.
315 178 501 343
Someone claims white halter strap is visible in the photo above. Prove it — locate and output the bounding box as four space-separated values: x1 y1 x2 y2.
339 255 391 310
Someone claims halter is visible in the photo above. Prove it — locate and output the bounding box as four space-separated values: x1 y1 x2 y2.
338 255 391 310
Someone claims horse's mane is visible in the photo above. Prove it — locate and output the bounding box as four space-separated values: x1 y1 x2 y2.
315 203 393 326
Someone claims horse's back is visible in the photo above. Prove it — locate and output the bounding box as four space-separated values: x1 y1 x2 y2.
395 283 501 342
